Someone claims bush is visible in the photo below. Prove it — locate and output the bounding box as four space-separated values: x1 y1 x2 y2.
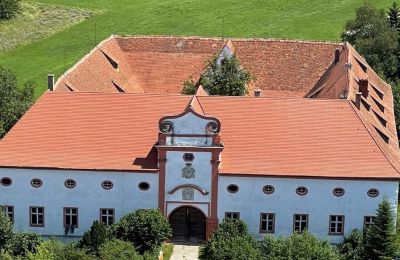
200 220 261 260
0 207 13 251
8 232 42 257
0 0 21 20
337 229 364 260
259 231 339 260
181 78 196 95
113 209 171 254
99 239 142 260
79 221 110 255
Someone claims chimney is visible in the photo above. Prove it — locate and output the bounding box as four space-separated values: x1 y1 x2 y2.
334 48 340 64
48 74 55 91
355 92 362 109
254 89 261 97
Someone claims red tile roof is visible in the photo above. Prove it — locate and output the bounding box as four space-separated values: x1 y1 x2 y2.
0 92 398 179
54 36 341 98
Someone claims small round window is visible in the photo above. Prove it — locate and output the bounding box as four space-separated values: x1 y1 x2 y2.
367 188 379 198
227 184 239 193
64 179 76 189
183 153 194 161
101 180 113 190
31 178 43 188
263 185 275 194
333 187 345 197
296 186 308 196
0 177 12 186
138 182 150 191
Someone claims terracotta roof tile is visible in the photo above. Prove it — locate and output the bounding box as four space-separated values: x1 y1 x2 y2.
0 92 398 179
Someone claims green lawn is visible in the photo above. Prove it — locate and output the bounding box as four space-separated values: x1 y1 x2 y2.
0 0 394 96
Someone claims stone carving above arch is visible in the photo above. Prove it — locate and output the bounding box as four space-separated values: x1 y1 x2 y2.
168 184 209 196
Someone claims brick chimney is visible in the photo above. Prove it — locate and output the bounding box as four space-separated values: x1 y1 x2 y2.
334 48 340 64
48 74 55 91
254 89 261 97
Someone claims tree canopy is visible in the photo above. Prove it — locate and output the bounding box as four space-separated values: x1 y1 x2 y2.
0 66 35 138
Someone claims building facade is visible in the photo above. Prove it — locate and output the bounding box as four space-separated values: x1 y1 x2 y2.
0 36 399 244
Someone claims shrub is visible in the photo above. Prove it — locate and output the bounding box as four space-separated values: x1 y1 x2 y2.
0 207 13 251
113 209 171 254
181 78 196 95
8 232 42 257
0 0 21 20
337 229 364 260
200 220 261 260
79 220 110 255
259 231 339 260
99 239 142 260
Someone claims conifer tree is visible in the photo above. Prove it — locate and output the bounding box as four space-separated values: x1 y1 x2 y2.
388 2 400 30
364 198 397 259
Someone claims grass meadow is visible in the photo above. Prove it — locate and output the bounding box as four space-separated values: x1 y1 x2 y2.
0 0 394 96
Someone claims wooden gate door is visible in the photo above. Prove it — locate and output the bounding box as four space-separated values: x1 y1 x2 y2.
169 206 206 243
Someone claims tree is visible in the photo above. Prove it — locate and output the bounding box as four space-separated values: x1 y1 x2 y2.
364 198 397 259
99 239 142 260
0 0 21 20
182 55 251 96
113 209 171 255
0 66 35 138
341 3 399 82
388 2 400 30
78 221 110 255
200 220 261 260
0 207 13 251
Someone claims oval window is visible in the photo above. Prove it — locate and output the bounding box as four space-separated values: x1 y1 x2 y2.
333 187 345 197
227 184 239 193
0 177 12 186
183 153 194 161
31 178 43 188
263 185 275 194
138 182 150 191
296 186 308 196
101 180 113 190
64 179 76 189
367 188 379 198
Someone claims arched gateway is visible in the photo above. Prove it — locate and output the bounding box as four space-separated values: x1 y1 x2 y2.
169 206 206 243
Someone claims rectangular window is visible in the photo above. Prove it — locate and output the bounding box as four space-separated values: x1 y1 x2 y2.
100 208 115 226
1 205 14 223
64 207 78 227
30 206 44 227
293 214 308 232
364 216 376 231
225 212 240 220
329 215 345 235
260 213 275 233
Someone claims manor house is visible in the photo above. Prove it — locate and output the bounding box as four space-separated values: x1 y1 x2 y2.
0 36 399 244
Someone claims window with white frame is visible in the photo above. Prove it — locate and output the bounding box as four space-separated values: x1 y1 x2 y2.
293 214 308 232
100 208 115 226
364 216 376 231
260 213 275 233
30 207 44 227
329 215 345 235
225 212 240 220
64 207 78 227
1 205 14 223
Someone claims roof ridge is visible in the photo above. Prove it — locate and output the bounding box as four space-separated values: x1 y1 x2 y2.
346 100 400 175
113 35 343 45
